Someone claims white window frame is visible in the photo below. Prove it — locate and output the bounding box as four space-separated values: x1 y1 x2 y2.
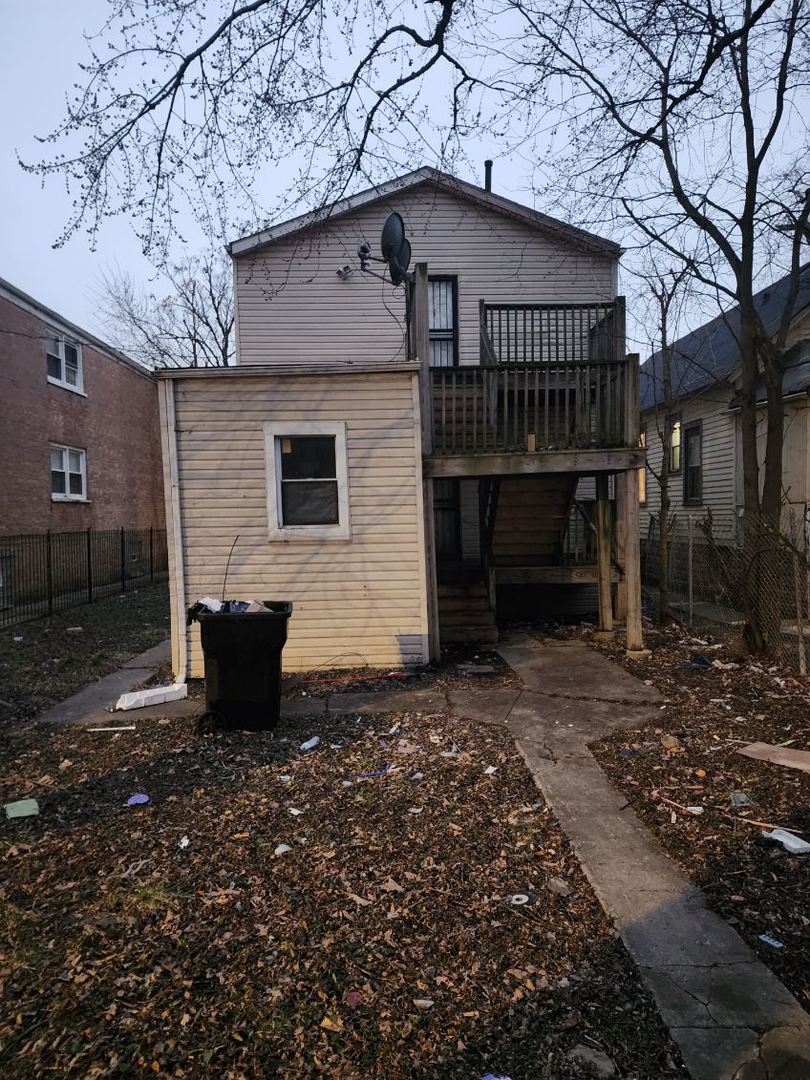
264 421 350 541
50 443 88 502
46 333 85 394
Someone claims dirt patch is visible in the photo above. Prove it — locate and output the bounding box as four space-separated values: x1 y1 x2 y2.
1 706 683 1078
0 586 170 731
282 646 520 700
586 625 810 1010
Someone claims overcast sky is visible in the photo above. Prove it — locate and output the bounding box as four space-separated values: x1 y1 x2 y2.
0 0 207 335
0 1 550 343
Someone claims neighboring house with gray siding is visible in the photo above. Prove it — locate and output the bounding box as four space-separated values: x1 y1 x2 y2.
159 167 646 677
639 265 810 554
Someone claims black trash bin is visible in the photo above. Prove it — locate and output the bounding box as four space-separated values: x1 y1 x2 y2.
191 600 293 731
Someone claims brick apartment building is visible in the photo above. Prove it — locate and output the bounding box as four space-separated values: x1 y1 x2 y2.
0 276 164 535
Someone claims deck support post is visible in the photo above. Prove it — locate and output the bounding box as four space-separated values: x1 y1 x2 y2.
621 467 644 653
614 478 627 621
595 473 614 634
413 262 440 661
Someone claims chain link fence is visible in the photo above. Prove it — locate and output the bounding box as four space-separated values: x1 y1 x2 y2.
0 527 168 628
643 507 810 675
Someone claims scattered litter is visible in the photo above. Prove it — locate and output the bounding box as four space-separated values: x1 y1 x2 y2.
439 743 460 758
87 725 136 732
482 1074 513 1080
341 780 353 788
395 739 420 755
712 659 739 670
274 844 292 856
179 835 190 849
661 734 683 750
567 1044 616 1077
686 806 704 816
509 892 537 907
758 934 785 949
411 771 425 780
12 635 23 642
737 742 810 774
300 736 320 751
279 775 292 783
357 765 392 779
66 626 84 634
387 721 401 735
408 806 423 815
126 793 150 806
546 876 572 898
329 743 342 750
412 998 434 1010
288 807 303 816
619 747 638 758
730 792 753 807
198 596 223 613
5 798 39 819
531 802 543 811
680 652 712 670
762 829 810 855
116 682 187 711
483 765 498 776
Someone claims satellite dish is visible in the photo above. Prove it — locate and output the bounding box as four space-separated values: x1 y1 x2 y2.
381 212 411 286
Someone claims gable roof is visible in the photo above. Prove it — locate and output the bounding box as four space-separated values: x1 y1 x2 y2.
228 167 622 260
640 263 810 411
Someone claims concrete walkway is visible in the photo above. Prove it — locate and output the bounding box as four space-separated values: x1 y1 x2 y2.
462 636 810 1080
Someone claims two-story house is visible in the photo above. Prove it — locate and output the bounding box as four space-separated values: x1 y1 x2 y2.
0 276 165 535
640 265 810 551
157 168 645 676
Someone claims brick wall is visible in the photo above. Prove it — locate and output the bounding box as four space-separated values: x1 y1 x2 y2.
0 293 165 534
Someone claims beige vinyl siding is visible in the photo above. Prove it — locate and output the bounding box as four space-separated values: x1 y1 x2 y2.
235 185 616 367
641 389 738 544
743 401 810 520
170 370 428 673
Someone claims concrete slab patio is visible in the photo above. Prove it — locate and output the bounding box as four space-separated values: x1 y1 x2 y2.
483 635 810 1080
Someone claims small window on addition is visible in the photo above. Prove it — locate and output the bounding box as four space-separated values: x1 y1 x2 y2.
265 422 350 540
50 444 87 501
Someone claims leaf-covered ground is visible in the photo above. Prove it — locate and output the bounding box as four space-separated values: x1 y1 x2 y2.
0 586 170 730
586 626 810 1011
1 703 684 1078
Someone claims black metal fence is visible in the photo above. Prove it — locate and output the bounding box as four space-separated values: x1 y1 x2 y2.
0 527 168 628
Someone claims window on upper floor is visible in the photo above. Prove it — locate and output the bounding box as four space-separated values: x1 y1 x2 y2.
428 276 458 367
46 334 84 393
669 417 682 474
264 422 350 540
683 422 703 504
50 444 87 501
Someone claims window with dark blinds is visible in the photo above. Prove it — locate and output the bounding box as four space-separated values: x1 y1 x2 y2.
428 276 458 367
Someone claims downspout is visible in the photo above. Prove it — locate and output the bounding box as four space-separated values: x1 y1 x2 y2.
159 378 188 682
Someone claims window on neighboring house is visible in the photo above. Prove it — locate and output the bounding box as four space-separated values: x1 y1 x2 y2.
428 276 458 367
50 445 87 501
683 422 702 504
638 427 647 504
46 334 83 392
669 417 682 473
264 422 350 540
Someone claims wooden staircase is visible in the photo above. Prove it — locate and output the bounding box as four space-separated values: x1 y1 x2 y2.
438 582 499 645
489 475 578 567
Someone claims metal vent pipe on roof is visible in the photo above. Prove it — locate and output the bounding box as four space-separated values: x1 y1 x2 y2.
484 159 493 192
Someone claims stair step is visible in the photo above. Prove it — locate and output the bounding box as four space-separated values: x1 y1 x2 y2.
438 598 494 613
439 612 497 629
442 626 500 645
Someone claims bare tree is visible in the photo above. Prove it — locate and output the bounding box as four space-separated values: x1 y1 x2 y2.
30 0 810 646
97 255 234 369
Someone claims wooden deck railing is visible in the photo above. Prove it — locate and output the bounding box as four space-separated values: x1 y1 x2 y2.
431 359 628 454
429 299 630 456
